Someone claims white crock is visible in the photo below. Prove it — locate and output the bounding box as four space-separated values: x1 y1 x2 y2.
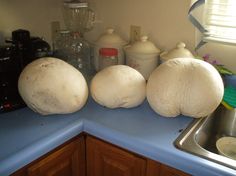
160 42 194 63
125 36 160 80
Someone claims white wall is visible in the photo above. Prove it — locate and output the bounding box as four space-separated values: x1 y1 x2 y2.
0 0 235 72
0 0 195 49
198 43 236 73
0 0 64 44
87 0 195 51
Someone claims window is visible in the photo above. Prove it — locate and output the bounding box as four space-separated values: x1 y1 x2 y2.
203 0 236 44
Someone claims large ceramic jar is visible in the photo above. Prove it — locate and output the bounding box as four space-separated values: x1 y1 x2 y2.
160 42 194 63
125 36 160 80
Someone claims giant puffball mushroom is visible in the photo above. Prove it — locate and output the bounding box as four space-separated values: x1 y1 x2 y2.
90 65 146 108
18 57 88 115
147 58 224 118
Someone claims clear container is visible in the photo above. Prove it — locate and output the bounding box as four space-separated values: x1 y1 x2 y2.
62 1 94 35
98 48 118 70
54 30 72 61
54 30 94 82
94 28 128 71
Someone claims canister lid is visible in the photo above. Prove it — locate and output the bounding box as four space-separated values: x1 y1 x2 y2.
95 28 128 46
125 36 160 54
160 42 194 62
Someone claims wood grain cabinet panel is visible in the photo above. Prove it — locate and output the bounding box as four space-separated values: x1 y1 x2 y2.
11 136 85 176
86 135 147 176
160 164 190 176
146 159 161 176
11 134 190 176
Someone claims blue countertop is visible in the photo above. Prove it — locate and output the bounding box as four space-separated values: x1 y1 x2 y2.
0 98 236 176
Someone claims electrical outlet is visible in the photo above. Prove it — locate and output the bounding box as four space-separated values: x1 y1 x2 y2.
130 25 141 43
51 21 60 48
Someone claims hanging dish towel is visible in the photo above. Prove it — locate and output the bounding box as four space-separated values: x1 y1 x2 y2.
222 86 236 110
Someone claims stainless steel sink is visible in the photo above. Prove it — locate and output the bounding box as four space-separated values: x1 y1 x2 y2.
175 105 236 170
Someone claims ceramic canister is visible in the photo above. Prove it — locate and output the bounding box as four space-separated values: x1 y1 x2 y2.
160 42 194 63
125 36 160 80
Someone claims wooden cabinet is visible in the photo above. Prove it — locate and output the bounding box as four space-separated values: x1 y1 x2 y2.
11 134 190 176
159 164 190 176
86 135 147 176
11 135 85 176
86 135 190 176
146 160 161 176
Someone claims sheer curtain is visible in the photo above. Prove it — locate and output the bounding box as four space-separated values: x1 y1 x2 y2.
203 0 236 44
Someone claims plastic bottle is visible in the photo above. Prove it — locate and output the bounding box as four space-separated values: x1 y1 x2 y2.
98 48 118 71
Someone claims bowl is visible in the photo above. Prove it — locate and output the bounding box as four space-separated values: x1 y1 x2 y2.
216 136 236 160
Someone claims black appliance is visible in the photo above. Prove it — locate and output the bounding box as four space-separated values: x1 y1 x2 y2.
0 29 51 113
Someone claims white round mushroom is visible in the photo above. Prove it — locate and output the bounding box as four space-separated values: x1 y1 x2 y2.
90 65 146 108
18 57 88 115
147 58 224 118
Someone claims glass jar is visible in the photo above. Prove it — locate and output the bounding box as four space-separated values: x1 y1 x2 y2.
69 32 92 76
98 48 118 71
54 30 94 82
53 30 72 62
62 1 95 35
93 28 128 71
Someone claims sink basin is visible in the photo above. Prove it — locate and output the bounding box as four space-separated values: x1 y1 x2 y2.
175 105 236 170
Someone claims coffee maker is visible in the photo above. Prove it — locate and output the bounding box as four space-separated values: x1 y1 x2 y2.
0 29 51 112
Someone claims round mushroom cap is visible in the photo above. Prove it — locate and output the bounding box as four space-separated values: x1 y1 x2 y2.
90 65 146 108
147 58 224 118
18 57 88 115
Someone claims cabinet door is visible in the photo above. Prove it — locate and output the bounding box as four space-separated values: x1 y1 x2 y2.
159 164 190 176
146 159 161 176
86 135 147 176
12 136 86 176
